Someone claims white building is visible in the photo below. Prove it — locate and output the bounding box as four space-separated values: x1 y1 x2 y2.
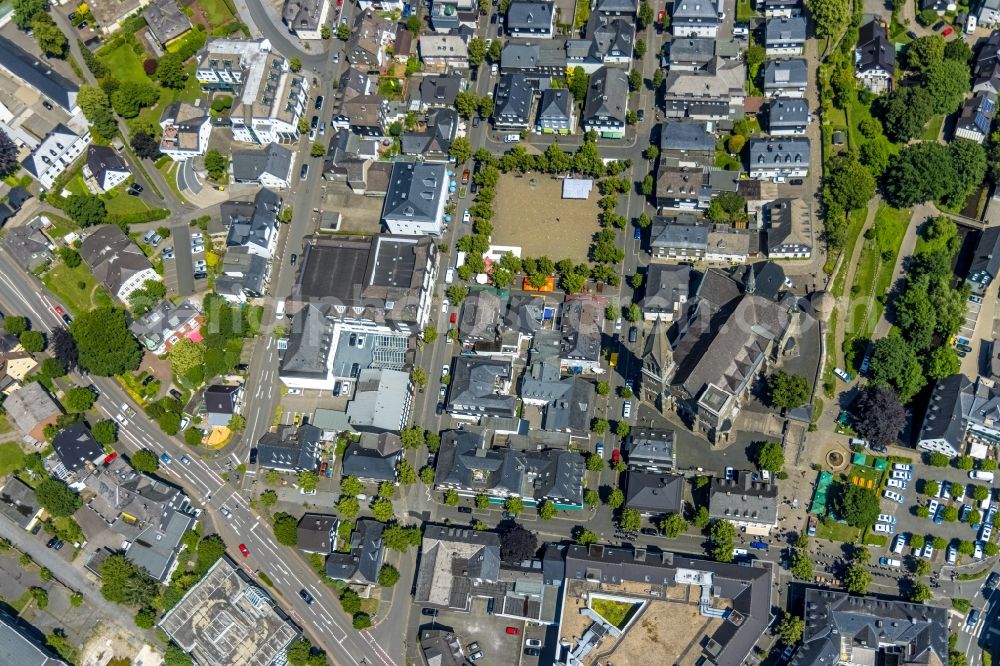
281 0 332 40
196 38 309 145
381 162 448 235
159 103 212 161
84 145 130 192
21 124 89 189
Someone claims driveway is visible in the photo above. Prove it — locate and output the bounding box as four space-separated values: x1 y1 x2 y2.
172 225 195 297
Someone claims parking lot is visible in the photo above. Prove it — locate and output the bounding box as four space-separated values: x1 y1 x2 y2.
878 461 995 567
416 599 543 666
959 294 983 344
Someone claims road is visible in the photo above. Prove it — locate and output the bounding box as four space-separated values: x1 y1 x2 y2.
0 246 395 666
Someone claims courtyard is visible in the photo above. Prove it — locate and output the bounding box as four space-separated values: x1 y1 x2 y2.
492 175 600 261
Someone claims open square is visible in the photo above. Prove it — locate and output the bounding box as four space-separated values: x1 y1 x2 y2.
491 175 600 261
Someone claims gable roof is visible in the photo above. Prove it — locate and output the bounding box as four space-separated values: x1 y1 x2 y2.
709 470 779 524
52 423 103 473
129 299 201 351
418 74 464 106
642 263 693 315
382 162 447 223
231 143 293 183
256 423 322 471
507 0 555 29
583 66 628 124
143 0 192 44
763 58 808 89
0 37 78 112
520 362 596 433
80 225 155 297
325 518 385 583
749 137 811 168
204 384 240 415
224 188 280 251
296 513 338 553
414 525 502 607
765 15 807 43
4 383 60 441
856 18 895 75
342 432 402 481
2 225 52 270
0 478 40 530
494 72 538 124
447 357 517 417
538 88 573 122
625 471 684 513
0 608 67 665
86 145 129 184
560 296 604 363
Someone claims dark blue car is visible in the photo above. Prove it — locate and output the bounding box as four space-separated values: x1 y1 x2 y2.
750 541 768 550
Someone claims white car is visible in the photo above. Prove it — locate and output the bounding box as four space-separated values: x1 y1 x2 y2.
596 443 604 458
891 470 912 480
927 499 940 518
462 209 471 223
874 523 896 534
922 542 934 559
947 545 958 564
892 534 907 554
877 514 897 524
893 463 912 472
442 364 450 377
980 525 993 542
887 479 908 490
115 413 128 427
503 133 520 143
622 401 632 418
884 490 905 503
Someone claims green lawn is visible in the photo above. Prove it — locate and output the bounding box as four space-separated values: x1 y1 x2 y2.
157 160 188 204
65 171 89 197
0 442 25 476
42 262 114 314
45 215 80 241
735 0 754 21
830 207 869 296
922 114 944 141
135 61 203 131
591 598 636 629
98 42 153 85
104 191 153 216
197 0 235 28
815 517 861 543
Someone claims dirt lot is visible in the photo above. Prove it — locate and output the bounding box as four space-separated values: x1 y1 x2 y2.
610 601 721 666
320 186 384 234
492 175 600 262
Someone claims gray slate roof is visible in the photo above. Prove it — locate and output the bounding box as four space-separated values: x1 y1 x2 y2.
325 518 385 584
382 162 447 224
129 299 201 351
856 18 895 76
342 432 402 482
624 471 684 514
232 143 293 183
494 72 537 126
447 357 517 418
625 428 677 469
418 74 464 107
297 513 338 554
642 264 693 316
764 58 808 89
143 0 192 44
507 1 554 30
708 470 778 524
415 525 502 608
80 224 156 295
520 362 596 434
256 424 322 471
765 16 807 44
537 88 574 124
650 217 709 250
749 137 810 169
224 188 280 252
768 97 810 129
52 423 103 473
583 66 629 125
0 608 67 665
86 145 129 186
0 37 78 112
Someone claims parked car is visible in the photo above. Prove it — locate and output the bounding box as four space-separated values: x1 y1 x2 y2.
524 648 541 657
893 463 912 472
634 227 642 240
457 506 472 513
300 164 309 179
421 608 439 617
877 514 897 524
750 540 768 549
781 645 796 662
789 178 804 185
892 533 907 554
891 470 912 480
887 479 908 489
725 466 735 480
947 545 958 564
958 343 973 353
879 557 902 567
628 326 637 343
622 401 632 418
884 490 905 503
526 639 542 648
968 609 981 627
922 542 934 559
315 95 324 110
506 627 521 636
873 523 896 534
596 443 605 457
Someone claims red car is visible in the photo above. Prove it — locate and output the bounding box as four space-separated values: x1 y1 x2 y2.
238 544 250 557
506 627 521 636
942 26 954 36
611 449 621 463
450 312 457 324
54 306 63 316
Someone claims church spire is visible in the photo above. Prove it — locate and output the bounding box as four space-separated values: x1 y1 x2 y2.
745 265 756 294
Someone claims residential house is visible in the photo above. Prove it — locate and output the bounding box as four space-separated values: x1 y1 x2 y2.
976 0 1000 27
595 0 639 15
419 35 470 69
222 188 281 258
968 226 1000 295
342 432 403 481
791 590 948 666
325 519 386 584
921 0 956 13
0 37 79 113
296 513 338 554
507 1 556 37
21 124 89 190
458 289 513 352
641 263 692 321
975 32 1000 95
659 120 716 167
709 470 779 534
346 10 397 69
196 38 309 145
216 246 269 303
668 37 716 70
672 0 722 37
758 0 801 17
625 471 684 515
625 428 677 472
231 143 295 189
748 137 810 180
520 360 596 436
434 430 585 507
342 94 389 137
649 213 708 262
401 108 459 161
955 91 996 143
417 74 466 109
0 607 68 665
204 385 243 428
565 15 635 72
560 545 773 666
764 58 808 98
394 28 415 62
282 0 331 40
536 88 575 133
493 72 539 130
84 145 130 192
129 300 203 355
764 16 806 55
560 296 605 374
80 225 160 302
143 0 192 46
256 423 322 471
446 357 517 418
3 383 60 442
346 369 413 432
84 455 197 581
158 102 212 161
655 165 711 211
500 41 568 76
705 225 752 262
414 525 502 609
855 18 895 94
0 478 42 531
51 423 104 476
767 97 809 135
429 0 480 32
644 268 794 441
2 221 55 271
0 334 37 395
582 66 629 138
381 162 448 235
764 198 812 258
663 58 746 123
284 234 438 339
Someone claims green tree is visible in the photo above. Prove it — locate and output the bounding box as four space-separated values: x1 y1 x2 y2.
353 613 372 630
378 564 400 587
574 527 598 545
449 136 473 164
860 136 891 177
616 420 630 439
468 37 488 66
64 194 107 227
659 513 688 538
882 86 935 143
272 512 299 546
751 441 785 473
619 507 641 532
383 523 422 551
923 59 971 115
584 488 600 506
831 483 880 528
204 150 228 181
607 487 625 509
768 371 810 410
419 466 435 484
298 470 319 493
845 563 872 594
3 315 27 336
32 13 67 57
91 420 117 446
568 66 589 102
156 53 188 89
71 308 141 376
130 449 160 474
823 153 876 214
19 330 44 353
709 519 737 562
396 460 417 485
310 141 325 157
906 35 945 72
790 549 814 579
805 0 849 37
538 500 557 520
776 611 805 644
503 496 524 515
78 85 118 138
341 475 364 497
443 489 460 506
12 0 45 28
587 453 605 471
337 21 350 39
36 478 82 517
372 497 394 522
98 554 158 605
63 386 97 413
910 534 925 550
259 489 278 507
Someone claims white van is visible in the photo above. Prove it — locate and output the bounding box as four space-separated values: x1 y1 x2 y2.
275 300 286 321
445 268 455 284
970 470 995 482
